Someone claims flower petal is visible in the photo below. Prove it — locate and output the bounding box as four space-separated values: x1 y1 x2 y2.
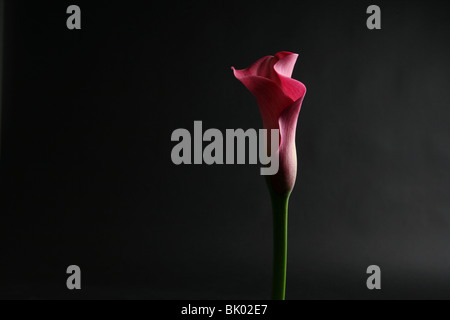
273 53 306 102
231 68 292 130
273 52 298 78
232 51 307 195
278 75 306 105
232 55 276 81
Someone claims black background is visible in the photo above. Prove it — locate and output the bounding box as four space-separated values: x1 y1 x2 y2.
1 0 450 299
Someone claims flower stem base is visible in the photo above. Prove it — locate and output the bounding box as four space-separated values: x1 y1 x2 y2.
270 191 290 300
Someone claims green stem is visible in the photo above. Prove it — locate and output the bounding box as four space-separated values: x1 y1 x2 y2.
270 192 290 300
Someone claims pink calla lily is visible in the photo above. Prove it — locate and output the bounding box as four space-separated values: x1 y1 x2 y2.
232 51 306 195
232 52 307 300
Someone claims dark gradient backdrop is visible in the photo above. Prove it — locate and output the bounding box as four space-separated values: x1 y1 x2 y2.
1 0 450 299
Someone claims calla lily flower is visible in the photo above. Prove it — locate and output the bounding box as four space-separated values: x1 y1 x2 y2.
232 52 306 300
232 51 306 196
